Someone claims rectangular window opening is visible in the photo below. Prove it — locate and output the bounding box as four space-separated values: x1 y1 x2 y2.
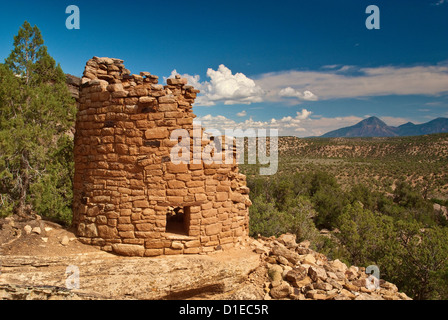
166 206 190 236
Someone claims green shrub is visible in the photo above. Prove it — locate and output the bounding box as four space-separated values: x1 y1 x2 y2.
249 195 319 243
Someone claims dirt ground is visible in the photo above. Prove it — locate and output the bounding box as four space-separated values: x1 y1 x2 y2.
0 214 99 257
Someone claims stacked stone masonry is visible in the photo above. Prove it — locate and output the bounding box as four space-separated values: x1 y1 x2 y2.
73 57 251 256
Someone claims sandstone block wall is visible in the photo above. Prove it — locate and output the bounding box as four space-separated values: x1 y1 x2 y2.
72 57 251 256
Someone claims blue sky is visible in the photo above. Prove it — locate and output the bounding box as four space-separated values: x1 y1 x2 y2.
1 0 447 136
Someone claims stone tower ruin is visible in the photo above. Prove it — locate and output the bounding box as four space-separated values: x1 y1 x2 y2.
72 57 251 256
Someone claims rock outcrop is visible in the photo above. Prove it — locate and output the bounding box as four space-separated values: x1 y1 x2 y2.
66 74 81 101
249 234 412 300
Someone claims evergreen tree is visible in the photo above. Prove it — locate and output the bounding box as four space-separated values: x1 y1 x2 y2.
336 203 391 266
392 221 448 300
4 21 44 85
0 21 76 223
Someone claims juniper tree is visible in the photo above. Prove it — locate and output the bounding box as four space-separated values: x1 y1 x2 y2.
0 21 76 222
5 21 44 85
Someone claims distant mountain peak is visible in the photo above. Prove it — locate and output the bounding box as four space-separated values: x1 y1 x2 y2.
321 117 448 138
399 121 416 127
362 116 382 122
358 116 387 126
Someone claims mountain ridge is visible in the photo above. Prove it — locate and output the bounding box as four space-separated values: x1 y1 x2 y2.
321 116 448 138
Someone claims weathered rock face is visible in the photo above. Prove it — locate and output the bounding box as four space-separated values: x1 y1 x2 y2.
72 57 251 256
0 284 97 300
66 74 81 101
0 248 261 300
249 234 412 301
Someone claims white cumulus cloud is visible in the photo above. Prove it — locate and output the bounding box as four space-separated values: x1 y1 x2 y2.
204 65 265 105
166 65 264 106
296 108 312 120
279 87 318 101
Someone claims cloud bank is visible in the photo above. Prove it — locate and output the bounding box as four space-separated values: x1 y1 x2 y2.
168 63 448 106
256 64 448 101
167 62 446 136
194 110 412 137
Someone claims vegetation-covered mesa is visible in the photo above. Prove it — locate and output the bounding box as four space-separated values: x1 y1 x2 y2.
1 22 448 300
